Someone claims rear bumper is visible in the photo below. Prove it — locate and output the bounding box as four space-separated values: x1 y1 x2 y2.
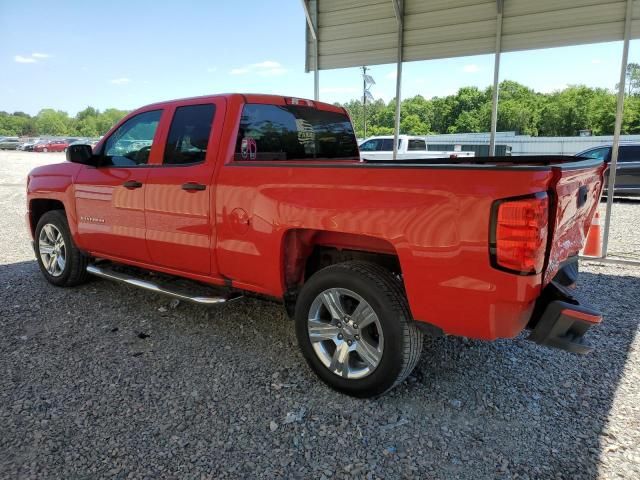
527 281 602 354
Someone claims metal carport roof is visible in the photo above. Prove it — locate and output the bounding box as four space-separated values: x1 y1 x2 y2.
305 0 640 71
301 0 640 263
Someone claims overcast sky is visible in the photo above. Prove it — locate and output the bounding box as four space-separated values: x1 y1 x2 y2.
0 0 637 115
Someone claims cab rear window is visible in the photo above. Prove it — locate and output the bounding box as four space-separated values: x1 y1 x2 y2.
234 104 358 161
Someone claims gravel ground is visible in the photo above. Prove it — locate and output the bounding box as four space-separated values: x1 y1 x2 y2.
1 151 639 479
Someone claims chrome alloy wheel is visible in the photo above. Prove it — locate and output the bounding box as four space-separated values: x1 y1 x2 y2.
38 224 66 277
307 288 384 379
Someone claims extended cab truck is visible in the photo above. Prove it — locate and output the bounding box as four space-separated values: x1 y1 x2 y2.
358 135 475 161
27 94 606 398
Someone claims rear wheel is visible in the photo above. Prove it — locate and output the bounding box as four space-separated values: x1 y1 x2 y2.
35 210 90 287
295 261 423 398
43 147 48 152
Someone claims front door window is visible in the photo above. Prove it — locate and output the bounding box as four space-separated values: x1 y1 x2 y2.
103 110 162 166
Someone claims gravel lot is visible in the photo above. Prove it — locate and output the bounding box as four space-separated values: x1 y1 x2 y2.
1 151 639 479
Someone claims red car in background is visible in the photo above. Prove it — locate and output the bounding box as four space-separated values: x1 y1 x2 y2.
33 140 70 152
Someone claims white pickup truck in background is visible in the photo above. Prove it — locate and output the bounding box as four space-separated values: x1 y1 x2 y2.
359 135 476 161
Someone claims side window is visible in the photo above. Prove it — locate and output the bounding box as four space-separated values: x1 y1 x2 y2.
580 147 610 162
103 110 162 167
379 139 402 151
380 139 393 151
408 139 426 151
234 104 358 161
163 104 216 165
619 145 640 162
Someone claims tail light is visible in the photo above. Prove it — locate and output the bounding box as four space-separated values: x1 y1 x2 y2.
489 193 549 275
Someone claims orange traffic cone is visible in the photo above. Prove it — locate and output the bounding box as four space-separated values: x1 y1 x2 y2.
583 211 602 257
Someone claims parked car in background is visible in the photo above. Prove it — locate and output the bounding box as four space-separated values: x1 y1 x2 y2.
33 139 70 152
0 137 21 150
69 138 100 149
576 143 640 196
359 135 475 161
18 138 41 151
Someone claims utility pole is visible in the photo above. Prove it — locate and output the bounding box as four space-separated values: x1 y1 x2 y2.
362 66 368 138
361 66 375 139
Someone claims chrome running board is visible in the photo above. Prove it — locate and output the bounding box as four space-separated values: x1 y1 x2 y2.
86 264 240 305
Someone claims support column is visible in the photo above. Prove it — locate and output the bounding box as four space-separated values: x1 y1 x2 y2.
302 0 319 100
602 0 633 257
489 0 504 156
392 0 404 161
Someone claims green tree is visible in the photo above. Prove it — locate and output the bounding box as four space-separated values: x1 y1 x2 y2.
623 63 640 96
34 109 71 135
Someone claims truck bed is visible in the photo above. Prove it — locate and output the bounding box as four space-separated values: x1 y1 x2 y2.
220 155 605 339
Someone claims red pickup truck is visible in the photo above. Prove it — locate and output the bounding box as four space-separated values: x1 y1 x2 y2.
27 94 605 397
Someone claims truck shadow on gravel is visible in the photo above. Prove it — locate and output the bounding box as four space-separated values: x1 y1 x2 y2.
2 261 637 478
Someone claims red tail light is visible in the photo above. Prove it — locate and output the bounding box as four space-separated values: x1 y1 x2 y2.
490 193 549 274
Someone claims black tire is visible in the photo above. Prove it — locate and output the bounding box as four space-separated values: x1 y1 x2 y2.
35 210 91 287
295 261 423 398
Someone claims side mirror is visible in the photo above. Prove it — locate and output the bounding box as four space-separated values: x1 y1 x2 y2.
66 144 98 166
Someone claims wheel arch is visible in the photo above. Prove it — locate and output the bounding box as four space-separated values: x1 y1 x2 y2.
281 229 402 314
29 199 66 237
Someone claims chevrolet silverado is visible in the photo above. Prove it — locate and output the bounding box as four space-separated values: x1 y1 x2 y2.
27 94 605 397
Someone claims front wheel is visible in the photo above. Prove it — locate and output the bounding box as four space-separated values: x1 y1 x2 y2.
295 261 423 398
35 210 91 287
43 147 48 152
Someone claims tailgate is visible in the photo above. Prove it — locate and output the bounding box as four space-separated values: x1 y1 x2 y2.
544 161 606 285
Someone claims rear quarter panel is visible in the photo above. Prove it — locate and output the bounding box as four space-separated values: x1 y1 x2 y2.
215 163 555 340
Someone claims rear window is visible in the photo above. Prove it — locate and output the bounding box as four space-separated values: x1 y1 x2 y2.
164 104 215 165
234 104 358 161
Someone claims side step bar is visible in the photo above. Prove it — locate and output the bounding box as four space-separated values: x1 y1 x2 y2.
86 264 240 305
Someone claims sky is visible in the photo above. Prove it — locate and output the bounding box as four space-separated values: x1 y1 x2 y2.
0 0 638 115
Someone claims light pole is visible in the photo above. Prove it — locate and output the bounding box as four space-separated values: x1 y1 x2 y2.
361 66 375 139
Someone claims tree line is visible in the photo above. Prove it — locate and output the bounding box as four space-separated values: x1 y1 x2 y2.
2 79 640 139
0 107 129 138
340 80 640 138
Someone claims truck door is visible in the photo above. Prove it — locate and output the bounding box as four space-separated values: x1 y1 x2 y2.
616 145 640 193
74 109 163 262
144 100 225 275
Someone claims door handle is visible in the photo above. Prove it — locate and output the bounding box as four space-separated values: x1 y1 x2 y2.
122 180 143 189
182 182 206 191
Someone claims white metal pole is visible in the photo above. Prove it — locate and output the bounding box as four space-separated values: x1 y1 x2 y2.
313 0 319 101
392 0 404 161
489 0 504 156
602 0 633 257
362 66 368 138
301 0 319 100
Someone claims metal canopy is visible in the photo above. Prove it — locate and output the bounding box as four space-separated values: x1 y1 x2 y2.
305 0 640 71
